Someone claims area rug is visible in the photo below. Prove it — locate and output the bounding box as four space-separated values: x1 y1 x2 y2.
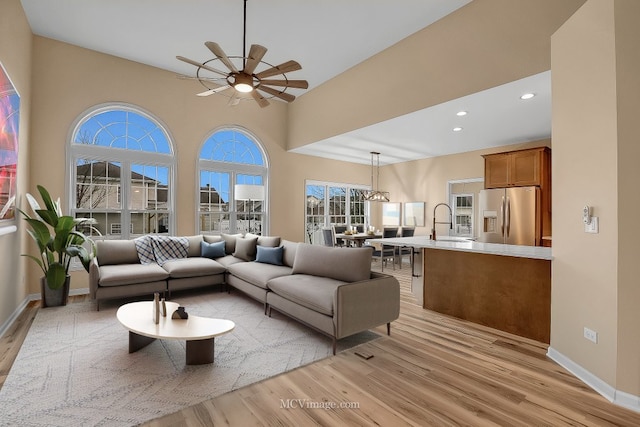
0 291 379 427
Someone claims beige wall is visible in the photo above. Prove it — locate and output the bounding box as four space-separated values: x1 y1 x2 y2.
551 0 640 397
29 36 370 293
0 0 32 331
376 140 549 237
288 0 584 150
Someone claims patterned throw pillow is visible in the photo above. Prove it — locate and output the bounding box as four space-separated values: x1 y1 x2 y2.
201 240 225 259
255 246 284 266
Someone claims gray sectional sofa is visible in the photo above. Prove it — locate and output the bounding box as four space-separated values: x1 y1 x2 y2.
89 233 400 353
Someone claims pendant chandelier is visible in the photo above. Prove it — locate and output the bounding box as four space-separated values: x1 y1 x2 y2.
364 151 390 202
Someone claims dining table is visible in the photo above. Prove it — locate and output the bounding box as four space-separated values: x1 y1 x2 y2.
334 232 382 247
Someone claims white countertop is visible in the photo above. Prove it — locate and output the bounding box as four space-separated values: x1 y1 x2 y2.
368 236 552 260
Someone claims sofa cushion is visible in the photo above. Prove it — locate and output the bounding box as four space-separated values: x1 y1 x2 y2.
255 245 284 266
221 233 243 254
227 262 292 289
233 236 259 261
161 257 226 278
281 240 298 268
97 240 140 266
201 240 226 259
203 235 223 244
292 244 371 282
185 235 204 257
99 263 169 287
245 233 281 248
267 274 344 316
214 254 246 268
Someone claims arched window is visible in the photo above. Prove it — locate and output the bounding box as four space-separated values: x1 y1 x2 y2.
69 104 175 239
198 127 268 235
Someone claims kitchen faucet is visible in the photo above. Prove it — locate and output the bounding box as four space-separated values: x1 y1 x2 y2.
431 203 453 240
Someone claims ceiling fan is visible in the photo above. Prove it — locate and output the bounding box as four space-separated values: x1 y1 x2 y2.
176 0 308 108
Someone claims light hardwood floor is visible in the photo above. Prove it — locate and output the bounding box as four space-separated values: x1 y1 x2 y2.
2 261 640 426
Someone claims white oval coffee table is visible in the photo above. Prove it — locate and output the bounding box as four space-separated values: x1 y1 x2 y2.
117 301 235 365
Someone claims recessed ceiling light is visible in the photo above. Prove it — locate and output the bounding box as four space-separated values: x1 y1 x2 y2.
520 93 535 100
453 127 463 132
456 111 467 116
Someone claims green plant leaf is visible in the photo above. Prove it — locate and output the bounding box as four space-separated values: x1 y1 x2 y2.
45 263 67 290
24 218 51 247
53 216 75 253
35 209 58 227
37 185 58 216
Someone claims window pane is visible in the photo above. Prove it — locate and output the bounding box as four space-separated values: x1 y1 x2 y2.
130 164 169 211
74 109 170 153
199 212 230 234
200 129 264 165
74 212 121 238
131 212 169 235
328 186 346 224
75 159 121 209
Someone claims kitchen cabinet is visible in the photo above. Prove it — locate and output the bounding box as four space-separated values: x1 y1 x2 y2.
483 146 550 188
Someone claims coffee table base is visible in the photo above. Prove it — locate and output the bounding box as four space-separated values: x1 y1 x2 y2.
128 331 215 365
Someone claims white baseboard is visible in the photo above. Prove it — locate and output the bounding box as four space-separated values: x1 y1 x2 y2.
1 288 91 339
0 297 31 339
547 347 640 413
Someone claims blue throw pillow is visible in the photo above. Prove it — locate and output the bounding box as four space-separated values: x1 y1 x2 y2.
201 240 226 259
255 245 284 266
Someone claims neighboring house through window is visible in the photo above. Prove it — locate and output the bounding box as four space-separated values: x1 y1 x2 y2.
198 127 268 235
69 104 175 239
305 181 368 245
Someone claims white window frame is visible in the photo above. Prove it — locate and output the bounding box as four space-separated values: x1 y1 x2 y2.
197 126 269 235
304 180 370 245
67 103 176 241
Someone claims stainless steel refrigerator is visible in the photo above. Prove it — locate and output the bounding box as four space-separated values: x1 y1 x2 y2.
478 186 540 246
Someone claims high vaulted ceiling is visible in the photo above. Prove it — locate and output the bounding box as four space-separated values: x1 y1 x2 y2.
20 0 556 165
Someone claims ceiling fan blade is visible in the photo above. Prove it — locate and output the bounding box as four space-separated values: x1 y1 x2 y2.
205 41 238 73
257 85 296 103
176 56 229 77
243 44 268 75
197 85 231 96
255 60 302 79
260 79 309 89
251 90 270 108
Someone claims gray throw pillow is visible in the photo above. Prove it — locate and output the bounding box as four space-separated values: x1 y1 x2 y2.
201 240 225 259
233 236 259 261
255 245 284 266
221 233 242 254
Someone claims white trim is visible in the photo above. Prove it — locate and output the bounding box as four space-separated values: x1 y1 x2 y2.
0 288 90 339
547 347 640 413
0 297 30 339
0 225 17 236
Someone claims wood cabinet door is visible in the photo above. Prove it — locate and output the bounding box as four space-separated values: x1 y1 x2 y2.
484 153 510 188
510 149 541 186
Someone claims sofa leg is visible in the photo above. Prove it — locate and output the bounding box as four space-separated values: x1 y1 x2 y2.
96 300 100 311
332 338 337 355
387 322 391 336
267 306 272 317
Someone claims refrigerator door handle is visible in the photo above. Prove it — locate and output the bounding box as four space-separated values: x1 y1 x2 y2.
500 196 505 237
506 196 511 237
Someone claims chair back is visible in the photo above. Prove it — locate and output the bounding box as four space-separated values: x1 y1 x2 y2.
354 224 364 233
322 227 335 247
333 224 347 234
383 227 398 238
401 227 415 237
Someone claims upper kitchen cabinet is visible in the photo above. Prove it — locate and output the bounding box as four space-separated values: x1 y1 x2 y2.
483 147 550 189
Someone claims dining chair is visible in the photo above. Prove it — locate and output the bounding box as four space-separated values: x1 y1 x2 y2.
322 227 335 247
371 227 398 271
333 224 347 247
397 227 415 269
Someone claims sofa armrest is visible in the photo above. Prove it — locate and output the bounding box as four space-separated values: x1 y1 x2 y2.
89 257 100 299
334 272 400 339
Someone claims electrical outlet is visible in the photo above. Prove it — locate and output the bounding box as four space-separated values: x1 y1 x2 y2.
585 216 599 233
584 327 598 343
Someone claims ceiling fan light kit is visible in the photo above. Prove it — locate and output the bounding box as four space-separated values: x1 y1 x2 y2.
177 0 307 107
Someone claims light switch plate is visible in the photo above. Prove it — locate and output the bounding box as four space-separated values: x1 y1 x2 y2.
585 216 599 233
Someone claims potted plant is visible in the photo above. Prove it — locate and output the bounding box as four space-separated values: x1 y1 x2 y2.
19 185 98 307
